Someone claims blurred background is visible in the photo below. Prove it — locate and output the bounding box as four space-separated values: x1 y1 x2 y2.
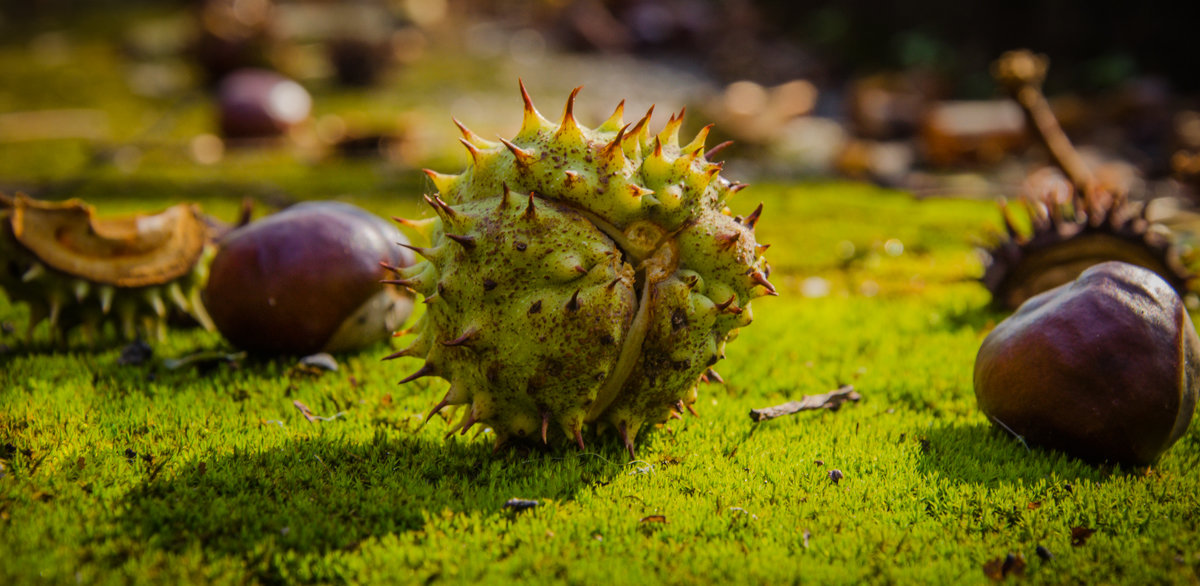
0 0 1197 205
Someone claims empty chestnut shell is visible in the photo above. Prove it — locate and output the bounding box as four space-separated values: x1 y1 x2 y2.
203 201 414 354
974 261 1198 465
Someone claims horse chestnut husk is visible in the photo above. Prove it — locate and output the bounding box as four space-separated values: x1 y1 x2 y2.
973 261 1198 466
203 201 414 354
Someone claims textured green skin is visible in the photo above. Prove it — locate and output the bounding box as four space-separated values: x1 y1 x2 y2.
397 86 771 451
0 216 213 342
406 196 637 441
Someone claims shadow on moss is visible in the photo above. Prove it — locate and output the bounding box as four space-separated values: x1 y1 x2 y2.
117 434 617 562
932 301 1005 335
915 423 1121 486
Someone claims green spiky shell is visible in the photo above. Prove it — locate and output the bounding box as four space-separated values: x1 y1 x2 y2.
0 195 215 343
392 83 773 455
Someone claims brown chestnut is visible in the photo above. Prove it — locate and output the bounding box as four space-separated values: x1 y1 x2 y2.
216 68 312 140
203 201 414 354
974 261 1198 466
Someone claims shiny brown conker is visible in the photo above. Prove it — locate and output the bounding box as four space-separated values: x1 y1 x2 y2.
216 68 312 139
974 261 1198 466
203 201 414 354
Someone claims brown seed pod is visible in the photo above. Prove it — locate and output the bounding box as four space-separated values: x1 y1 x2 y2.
0 193 216 341
217 68 312 140
974 261 1199 466
203 201 414 354
981 182 1192 310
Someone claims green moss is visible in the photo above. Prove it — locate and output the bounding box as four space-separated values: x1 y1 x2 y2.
3 181 1199 585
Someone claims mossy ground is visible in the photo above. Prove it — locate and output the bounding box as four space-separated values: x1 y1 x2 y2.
2 6 1200 585
4 181 1199 584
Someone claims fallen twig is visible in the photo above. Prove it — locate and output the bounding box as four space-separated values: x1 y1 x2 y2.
749 385 860 422
162 350 245 371
993 50 1095 195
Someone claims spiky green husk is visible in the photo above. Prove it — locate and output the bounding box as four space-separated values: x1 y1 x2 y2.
393 83 773 455
0 215 214 343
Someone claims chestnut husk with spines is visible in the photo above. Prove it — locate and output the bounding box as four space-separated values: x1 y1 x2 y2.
203 201 414 355
984 49 1194 311
389 82 774 456
982 183 1193 311
974 261 1199 466
0 192 216 343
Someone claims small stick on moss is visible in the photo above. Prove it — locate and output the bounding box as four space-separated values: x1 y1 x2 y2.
749 385 860 422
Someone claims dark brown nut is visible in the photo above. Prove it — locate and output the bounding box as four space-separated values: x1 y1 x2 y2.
216 68 311 139
974 261 1198 466
203 201 414 354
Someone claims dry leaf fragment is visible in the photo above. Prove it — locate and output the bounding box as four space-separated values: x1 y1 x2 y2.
983 552 1027 581
503 498 538 512
292 400 346 422
639 515 667 524
1070 526 1096 546
162 350 245 371
749 385 861 422
299 352 339 372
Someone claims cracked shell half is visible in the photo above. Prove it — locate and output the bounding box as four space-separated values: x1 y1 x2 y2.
0 193 216 342
981 176 1193 310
